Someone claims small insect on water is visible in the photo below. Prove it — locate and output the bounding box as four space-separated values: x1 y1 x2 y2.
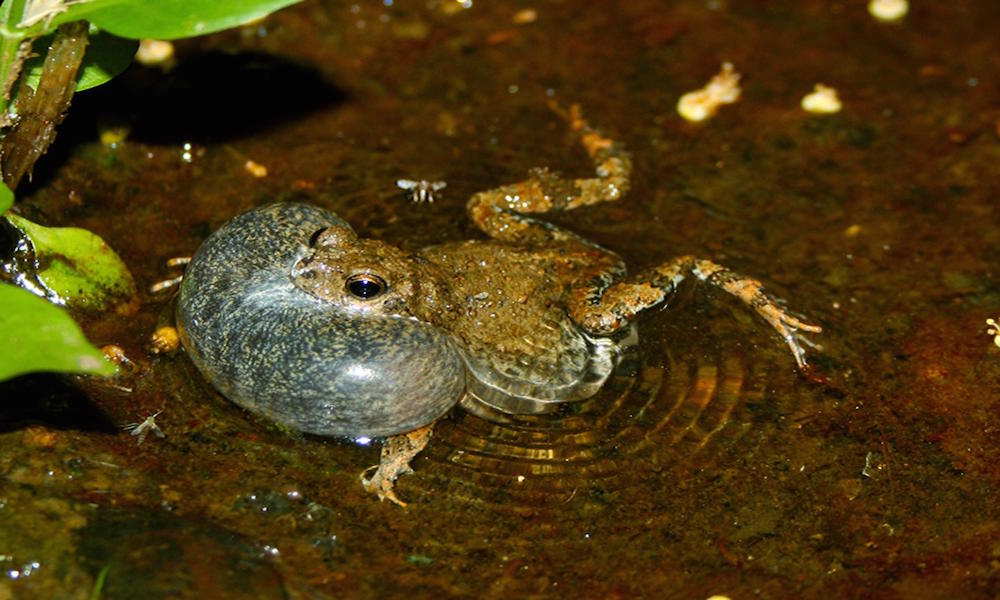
396 179 447 204
123 411 165 446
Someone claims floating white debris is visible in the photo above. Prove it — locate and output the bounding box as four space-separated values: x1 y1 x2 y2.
801 84 843 114
512 8 537 24
868 0 908 22
987 317 1000 348
677 62 741 123
135 39 175 66
244 159 268 178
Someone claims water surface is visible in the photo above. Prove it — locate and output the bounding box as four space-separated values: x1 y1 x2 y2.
2 1 999 597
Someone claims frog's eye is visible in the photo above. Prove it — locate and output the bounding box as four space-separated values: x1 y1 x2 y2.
345 273 387 299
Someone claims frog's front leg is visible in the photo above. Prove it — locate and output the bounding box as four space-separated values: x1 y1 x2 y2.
466 104 633 245
569 256 822 369
360 424 433 507
147 256 193 354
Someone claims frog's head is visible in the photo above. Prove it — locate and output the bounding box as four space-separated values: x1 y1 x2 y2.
178 202 465 439
291 223 448 322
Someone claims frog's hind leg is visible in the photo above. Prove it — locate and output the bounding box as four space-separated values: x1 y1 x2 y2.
466 104 633 245
360 425 433 507
568 256 822 370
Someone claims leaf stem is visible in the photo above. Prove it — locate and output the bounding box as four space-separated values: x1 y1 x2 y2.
1 0 29 27
0 0 32 116
1 20 88 189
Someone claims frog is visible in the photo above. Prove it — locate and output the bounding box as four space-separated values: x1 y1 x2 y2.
175 104 821 506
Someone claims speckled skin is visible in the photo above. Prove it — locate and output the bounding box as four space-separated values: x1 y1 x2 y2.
293 226 632 417
176 104 820 504
176 203 466 438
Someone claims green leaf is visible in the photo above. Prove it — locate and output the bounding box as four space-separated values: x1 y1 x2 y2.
5 213 138 313
0 181 12 214
0 282 114 381
52 0 304 41
20 28 138 93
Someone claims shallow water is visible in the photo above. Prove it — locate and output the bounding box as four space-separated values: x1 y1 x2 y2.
2 1 1000 597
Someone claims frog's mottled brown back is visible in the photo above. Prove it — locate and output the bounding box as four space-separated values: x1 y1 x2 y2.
412 241 634 416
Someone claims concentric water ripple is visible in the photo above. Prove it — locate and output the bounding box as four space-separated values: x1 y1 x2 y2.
408 340 769 509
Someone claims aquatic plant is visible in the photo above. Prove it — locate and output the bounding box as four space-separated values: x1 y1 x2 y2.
0 0 303 381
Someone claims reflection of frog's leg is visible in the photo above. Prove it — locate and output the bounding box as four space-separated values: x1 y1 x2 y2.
360 425 433 507
568 256 822 369
467 104 633 244
458 394 512 423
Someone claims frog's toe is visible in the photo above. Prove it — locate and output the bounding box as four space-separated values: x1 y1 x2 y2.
750 303 822 369
778 323 823 370
360 466 409 507
781 312 823 334
358 426 432 506
795 331 823 351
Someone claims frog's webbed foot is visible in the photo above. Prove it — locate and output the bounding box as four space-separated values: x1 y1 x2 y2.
148 323 181 354
360 425 433 507
744 294 822 370
682 259 823 369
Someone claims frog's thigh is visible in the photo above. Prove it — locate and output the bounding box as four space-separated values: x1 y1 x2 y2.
568 256 691 335
360 424 433 507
